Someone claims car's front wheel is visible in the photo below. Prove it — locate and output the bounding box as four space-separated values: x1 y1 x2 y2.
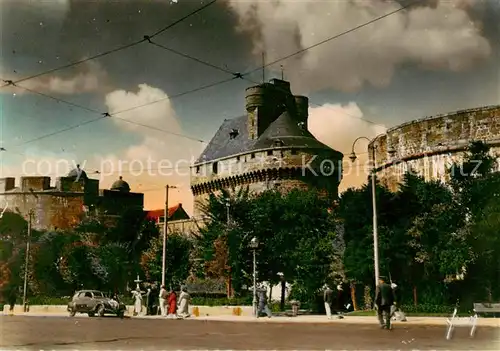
88 312 95 317
69 309 76 317
117 310 124 319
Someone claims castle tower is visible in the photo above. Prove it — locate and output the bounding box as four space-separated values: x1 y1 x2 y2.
191 78 343 218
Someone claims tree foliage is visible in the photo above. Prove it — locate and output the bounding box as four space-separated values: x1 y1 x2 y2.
140 232 192 289
195 187 339 302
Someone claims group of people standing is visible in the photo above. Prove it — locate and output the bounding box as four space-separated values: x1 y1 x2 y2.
131 284 191 318
323 284 347 319
323 278 406 329
158 285 191 318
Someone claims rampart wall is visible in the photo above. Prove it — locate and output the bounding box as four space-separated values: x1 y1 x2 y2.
369 105 500 191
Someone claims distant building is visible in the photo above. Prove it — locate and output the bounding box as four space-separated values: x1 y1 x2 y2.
190 78 343 217
146 203 199 236
0 166 144 231
370 105 500 191
146 203 190 224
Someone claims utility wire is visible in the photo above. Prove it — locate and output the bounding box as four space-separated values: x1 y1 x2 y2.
1 40 146 88
0 0 218 88
147 0 218 39
2 0 408 151
119 1 419 127
110 76 238 116
14 84 102 114
243 0 421 76
147 39 383 127
4 76 239 148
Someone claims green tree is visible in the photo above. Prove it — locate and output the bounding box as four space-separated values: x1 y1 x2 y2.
140 232 193 289
196 187 338 303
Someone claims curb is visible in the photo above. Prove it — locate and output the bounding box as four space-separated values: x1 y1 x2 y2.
3 313 499 327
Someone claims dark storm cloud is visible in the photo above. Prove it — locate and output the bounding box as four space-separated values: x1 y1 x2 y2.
1 0 498 97
0 0 254 94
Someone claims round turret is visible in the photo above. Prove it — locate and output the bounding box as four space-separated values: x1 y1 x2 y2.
67 164 87 180
245 85 268 112
111 176 130 192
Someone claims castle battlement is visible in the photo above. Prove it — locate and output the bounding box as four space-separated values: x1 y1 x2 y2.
0 170 143 230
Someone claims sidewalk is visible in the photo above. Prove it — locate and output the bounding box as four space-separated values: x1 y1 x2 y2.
3 312 499 327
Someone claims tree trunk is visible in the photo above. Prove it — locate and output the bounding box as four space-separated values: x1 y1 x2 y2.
280 280 286 311
350 282 358 311
413 286 418 306
227 276 232 298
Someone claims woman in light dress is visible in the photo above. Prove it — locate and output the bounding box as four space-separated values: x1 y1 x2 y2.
177 286 191 318
132 287 143 316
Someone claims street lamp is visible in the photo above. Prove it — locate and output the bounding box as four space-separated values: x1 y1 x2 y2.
349 137 396 288
249 237 259 317
162 184 178 287
225 199 233 298
23 209 34 312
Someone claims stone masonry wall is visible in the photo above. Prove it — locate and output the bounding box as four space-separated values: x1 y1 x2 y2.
191 147 342 217
191 148 323 187
0 192 84 230
369 105 500 191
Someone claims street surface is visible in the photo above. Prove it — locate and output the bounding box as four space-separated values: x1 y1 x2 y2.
1 315 498 350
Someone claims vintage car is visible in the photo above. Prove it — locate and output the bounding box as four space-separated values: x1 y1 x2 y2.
67 290 126 318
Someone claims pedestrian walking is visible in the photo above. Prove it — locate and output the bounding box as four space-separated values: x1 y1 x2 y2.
257 286 272 318
167 288 177 318
147 284 158 315
159 285 168 316
374 276 395 330
8 286 17 315
323 285 333 319
177 286 191 318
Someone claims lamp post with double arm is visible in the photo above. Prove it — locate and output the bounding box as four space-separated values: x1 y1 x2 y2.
349 137 395 288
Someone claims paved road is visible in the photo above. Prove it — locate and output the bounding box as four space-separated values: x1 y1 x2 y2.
1 316 498 350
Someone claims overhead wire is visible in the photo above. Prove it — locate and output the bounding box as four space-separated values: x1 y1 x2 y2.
3 76 239 148
0 0 218 88
3 0 412 148
1 0 403 173
147 38 383 127
242 0 421 76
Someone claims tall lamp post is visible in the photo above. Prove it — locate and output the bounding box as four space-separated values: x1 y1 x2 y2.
249 237 259 317
349 137 395 288
23 209 34 312
162 184 177 287
225 200 233 298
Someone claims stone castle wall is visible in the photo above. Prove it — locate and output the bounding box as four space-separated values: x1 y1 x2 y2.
191 147 341 217
1 175 144 230
0 192 85 230
369 105 500 191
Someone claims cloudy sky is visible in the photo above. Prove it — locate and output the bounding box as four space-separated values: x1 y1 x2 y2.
0 0 499 213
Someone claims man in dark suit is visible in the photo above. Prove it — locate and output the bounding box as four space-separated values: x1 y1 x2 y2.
374 276 395 329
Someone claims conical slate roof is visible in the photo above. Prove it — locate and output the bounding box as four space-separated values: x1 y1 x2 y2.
195 110 340 164
253 111 331 150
